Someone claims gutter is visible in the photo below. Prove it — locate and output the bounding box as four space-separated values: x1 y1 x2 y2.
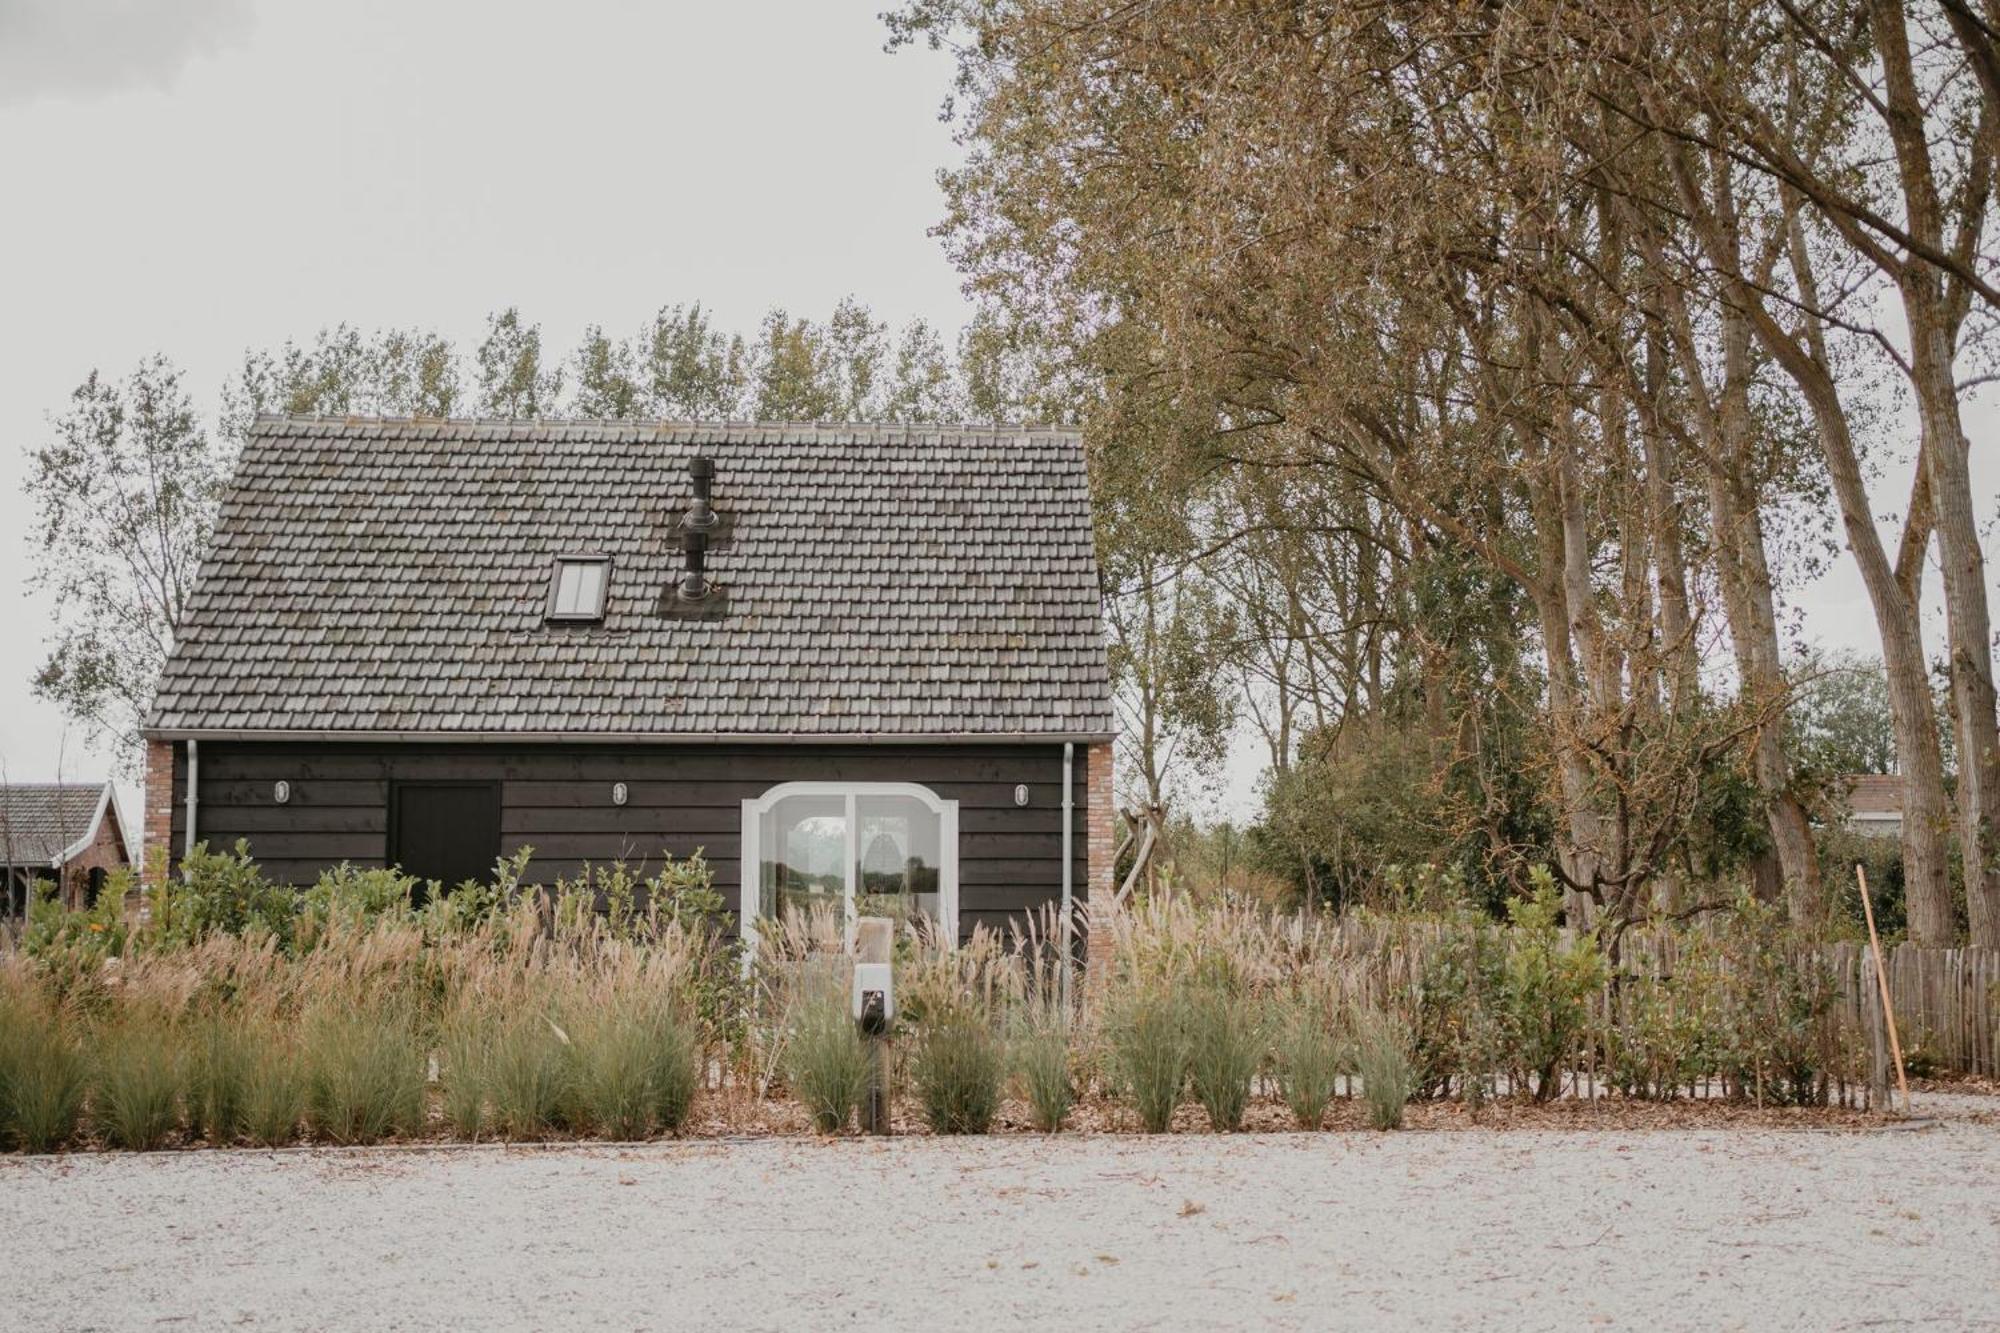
1061 741 1074 1009
183 738 199 869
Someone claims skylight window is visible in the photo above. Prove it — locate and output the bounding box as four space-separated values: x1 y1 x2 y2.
546 555 610 623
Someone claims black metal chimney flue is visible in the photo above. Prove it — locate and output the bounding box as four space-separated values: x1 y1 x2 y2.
679 456 716 601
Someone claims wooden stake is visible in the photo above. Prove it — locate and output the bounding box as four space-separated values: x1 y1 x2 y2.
1856 864 1911 1115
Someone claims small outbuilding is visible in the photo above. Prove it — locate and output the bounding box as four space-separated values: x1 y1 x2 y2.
0 782 133 917
143 418 1116 944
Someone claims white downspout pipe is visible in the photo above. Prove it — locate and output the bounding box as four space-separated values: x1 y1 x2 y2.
1061 741 1074 1009
182 738 199 874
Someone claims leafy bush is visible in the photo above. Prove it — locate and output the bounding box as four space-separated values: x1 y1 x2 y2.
0 987 86 1152
154 842 297 949
1712 901 1843 1105
1108 987 1188 1133
1354 1006 1415 1130
92 1017 184 1150
1272 1002 1343 1129
1186 987 1261 1131
296 864 419 948
20 874 131 1006
1499 880 1605 1101
912 1011 1003 1134
305 1004 425 1144
1411 919 1506 1105
569 1003 701 1139
785 988 869 1134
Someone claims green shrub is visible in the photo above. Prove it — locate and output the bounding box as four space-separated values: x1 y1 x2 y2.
485 1012 573 1140
784 989 869 1134
1354 1006 1415 1131
1412 919 1506 1104
1011 1011 1075 1132
570 1004 701 1139
92 1018 185 1151
1108 988 1188 1133
1186 987 1261 1131
0 991 86 1152
1272 1003 1343 1129
912 1012 1003 1134
296 864 419 948
156 841 298 948
305 1004 425 1144
1713 900 1842 1105
1500 879 1605 1101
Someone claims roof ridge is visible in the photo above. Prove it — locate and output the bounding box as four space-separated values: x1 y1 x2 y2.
248 413 1083 436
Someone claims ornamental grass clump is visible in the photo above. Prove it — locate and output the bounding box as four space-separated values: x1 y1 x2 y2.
304 1002 425 1145
184 1015 259 1146
569 1002 701 1139
1185 986 1262 1132
1272 1002 1344 1130
1108 986 1188 1133
237 1031 307 1147
1354 1005 1416 1131
0 985 86 1152
1010 1002 1075 1132
439 1010 493 1140
785 986 870 1134
912 1010 1004 1134
91 1015 185 1151
485 1011 574 1140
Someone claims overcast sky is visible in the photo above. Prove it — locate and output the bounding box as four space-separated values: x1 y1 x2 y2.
0 0 1991 825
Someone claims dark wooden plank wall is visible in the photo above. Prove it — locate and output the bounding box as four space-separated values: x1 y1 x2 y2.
167 741 1090 938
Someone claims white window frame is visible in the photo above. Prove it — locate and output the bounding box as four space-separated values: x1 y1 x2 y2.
739 781 959 957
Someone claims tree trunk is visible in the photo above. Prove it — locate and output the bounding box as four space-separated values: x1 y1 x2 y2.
1906 310 2000 946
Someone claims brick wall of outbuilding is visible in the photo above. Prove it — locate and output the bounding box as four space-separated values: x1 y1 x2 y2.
143 738 176 885
1086 740 1114 906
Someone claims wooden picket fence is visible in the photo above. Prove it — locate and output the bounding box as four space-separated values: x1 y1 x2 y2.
1824 942 2000 1079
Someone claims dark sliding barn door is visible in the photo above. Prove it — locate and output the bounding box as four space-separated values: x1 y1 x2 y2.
390 782 501 894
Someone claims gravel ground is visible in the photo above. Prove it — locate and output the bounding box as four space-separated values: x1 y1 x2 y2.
4 1093 1996 1332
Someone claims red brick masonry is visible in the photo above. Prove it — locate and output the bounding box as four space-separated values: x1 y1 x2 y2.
143 737 175 885
1086 741 1114 905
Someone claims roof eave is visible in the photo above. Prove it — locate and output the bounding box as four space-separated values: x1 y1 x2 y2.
143 726 1119 746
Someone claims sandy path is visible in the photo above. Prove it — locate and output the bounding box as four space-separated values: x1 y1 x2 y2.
4 1097 1996 1331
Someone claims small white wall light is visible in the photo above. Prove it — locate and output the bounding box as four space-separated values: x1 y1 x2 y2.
273 780 291 805
611 782 629 806
1014 783 1030 807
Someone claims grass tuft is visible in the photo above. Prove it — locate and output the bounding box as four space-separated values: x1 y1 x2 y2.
911 1011 1003 1134
91 1017 184 1151
1186 987 1262 1132
1355 1006 1416 1131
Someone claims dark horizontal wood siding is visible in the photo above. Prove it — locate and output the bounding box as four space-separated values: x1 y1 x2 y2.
167 741 1090 938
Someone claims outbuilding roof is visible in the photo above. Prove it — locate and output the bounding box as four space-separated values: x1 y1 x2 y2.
0 783 123 867
147 418 1114 740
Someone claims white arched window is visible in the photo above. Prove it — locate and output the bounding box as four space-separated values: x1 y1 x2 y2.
740 782 959 952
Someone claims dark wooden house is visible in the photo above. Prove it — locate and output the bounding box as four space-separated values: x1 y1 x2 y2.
142 418 1115 944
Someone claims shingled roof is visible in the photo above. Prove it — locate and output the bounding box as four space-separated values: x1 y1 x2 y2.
0 783 121 866
148 418 1114 739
